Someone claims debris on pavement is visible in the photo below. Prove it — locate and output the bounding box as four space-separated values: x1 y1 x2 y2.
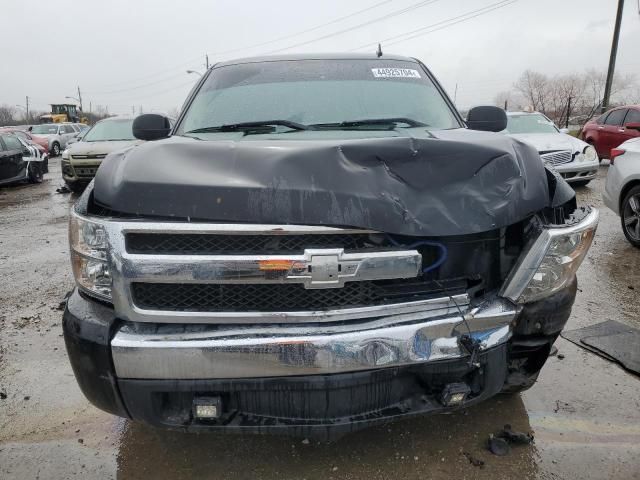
498 424 534 445
487 436 510 456
488 424 534 456
461 450 485 467
55 185 71 194
562 320 640 375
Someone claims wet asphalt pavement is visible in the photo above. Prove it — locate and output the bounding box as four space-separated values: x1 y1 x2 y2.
0 157 639 480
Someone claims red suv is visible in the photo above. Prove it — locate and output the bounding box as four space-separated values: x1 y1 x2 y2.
581 105 640 159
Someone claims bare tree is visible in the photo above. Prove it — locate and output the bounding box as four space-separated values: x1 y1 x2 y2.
579 69 636 121
494 91 512 110
514 70 549 112
0 104 16 126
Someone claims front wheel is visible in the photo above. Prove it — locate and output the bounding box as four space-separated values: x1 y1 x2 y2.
51 142 61 157
28 162 44 183
621 185 640 248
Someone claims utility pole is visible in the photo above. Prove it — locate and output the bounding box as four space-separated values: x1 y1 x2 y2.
25 96 29 121
453 83 458 105
77 86 83 112
566 96 572 128
602 0 625 112
206 54 209 69
504 100 508 111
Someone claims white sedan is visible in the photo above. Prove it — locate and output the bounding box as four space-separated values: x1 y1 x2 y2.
603 137 640 247
505 112 599 186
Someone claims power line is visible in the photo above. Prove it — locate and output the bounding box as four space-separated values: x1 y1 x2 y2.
85 0 393 92
262 0 441 55
85 67 200 95
207 0 394 57
353 0 518 50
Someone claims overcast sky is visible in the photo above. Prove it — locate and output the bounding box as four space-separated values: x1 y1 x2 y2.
2 0 639 115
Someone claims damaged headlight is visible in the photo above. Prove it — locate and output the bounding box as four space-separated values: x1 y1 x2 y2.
501 209 598 303
575 146 598 163
69 211 112 301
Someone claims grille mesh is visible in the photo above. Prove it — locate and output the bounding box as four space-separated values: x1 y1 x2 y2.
126 232 387 255
131 279 466 312
540 150 573 166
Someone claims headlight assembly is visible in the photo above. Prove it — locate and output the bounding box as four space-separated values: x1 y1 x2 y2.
576 145 598 162
62 149 70 160
501 209 598 303
69 211 111 301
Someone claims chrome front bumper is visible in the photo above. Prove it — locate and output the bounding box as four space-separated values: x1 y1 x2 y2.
111 295 518 379
551 159 599 182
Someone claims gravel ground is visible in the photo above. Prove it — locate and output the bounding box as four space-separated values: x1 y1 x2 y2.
0 157 639 480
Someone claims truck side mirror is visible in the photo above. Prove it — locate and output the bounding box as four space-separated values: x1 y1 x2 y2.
132 114 172 141
466 106 508 132
624 122 640 131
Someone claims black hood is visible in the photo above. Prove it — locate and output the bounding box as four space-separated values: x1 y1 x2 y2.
93 129 552 236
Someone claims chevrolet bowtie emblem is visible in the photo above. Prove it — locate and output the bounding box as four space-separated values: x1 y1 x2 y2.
284 248 422 289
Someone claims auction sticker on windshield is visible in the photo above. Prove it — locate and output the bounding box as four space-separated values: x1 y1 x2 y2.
371 68 421 78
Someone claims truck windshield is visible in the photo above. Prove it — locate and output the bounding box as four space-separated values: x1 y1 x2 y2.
177 59 460 135
505 114 558 134
82 119 135 142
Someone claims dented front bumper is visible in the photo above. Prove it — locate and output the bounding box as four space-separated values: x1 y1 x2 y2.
111 295 517 380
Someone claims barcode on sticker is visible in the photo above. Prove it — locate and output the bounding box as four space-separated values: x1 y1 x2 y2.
371 68 421 78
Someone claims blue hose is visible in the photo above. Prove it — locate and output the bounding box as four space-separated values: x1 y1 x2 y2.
386 235 448 274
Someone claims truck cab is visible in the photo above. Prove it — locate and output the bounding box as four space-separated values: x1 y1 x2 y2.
63 54 597 438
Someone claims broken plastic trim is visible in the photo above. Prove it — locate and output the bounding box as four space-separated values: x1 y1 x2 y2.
500 208 598 303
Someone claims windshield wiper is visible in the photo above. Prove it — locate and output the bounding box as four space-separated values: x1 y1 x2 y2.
185 120 309 134
310 117 427 129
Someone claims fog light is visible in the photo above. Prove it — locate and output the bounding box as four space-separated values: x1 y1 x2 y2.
193 397 222 419
440 383 471 406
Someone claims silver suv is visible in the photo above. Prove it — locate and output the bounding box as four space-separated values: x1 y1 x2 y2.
29 123 78 156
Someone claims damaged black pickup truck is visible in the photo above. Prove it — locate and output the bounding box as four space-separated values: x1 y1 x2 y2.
63 54 598 438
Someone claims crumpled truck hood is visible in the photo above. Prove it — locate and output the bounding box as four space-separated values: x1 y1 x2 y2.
93 129 551 236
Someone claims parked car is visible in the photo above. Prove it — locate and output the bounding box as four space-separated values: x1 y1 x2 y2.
75 123 90 133
504 112 599 186
0 132 47 185
581 105 640 159
0 127 49 152
603 138 640 247
63 54 597 438
29 123 78 156
61 116 141 192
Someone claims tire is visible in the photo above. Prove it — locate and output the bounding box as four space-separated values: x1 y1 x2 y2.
51 142 61 157
28 162 43 183
571 180 591 188
621 185 640 248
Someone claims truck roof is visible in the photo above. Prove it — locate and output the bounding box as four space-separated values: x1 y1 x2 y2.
214 53 418 68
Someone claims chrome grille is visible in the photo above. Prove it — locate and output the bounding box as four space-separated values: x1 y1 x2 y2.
70 153 107 159
131 278 467 312
96 220 441 324
75 167 98 177
126 232 387 255
540 150 573 166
